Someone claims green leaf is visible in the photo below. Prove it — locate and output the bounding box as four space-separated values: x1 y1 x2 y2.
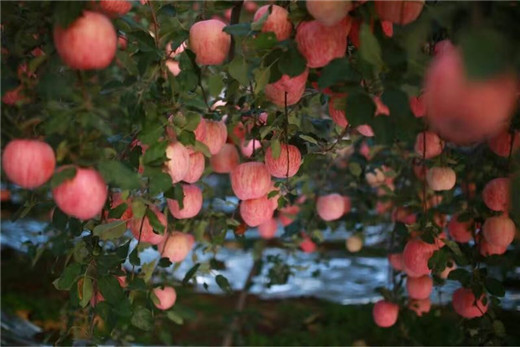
93 220 127 241
129 248 141 266
166 310 184 325
131 307 153 331
345 92 375 127
99 160 141 190
142 141 168 166
182 263 200 285
299 134 318 145
253 67 271 95
79 276 93 308
271 139 281 159
53 1 85 28
228 56 249 86
51 166 77 189
108 202 128 219
165 184 185 210
159 257 172 268
251 32 278 51
146 208 165 235
348 162 362 177
223 23 252 36
53 262 82 291
98 276 126 303
145 168 173 197
215 274 233 294
131 200 147 219
52 207 69 230
208 74 224 97
193 141 212 158
359 23 384 71
278 44 306 77
318 58 361 89
447 268 471 286
485 277 505 297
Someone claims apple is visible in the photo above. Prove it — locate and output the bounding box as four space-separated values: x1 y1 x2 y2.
452 287 488 318
403 239 437 277
54 11 117 70
300 235 317 253
343 195 352 214
105 192 133 223
240 139 262 158
201 120 228 155
295 17 351 68
165 142 190 184
406 275 433 300
2 139 56 189
240 195 274 227
414 131 443 159
482 215 515 248
365 168 386 187
426 167 456 191
409 95 425 117
189 19 231 65
487 130 520 157
153 286 177 311
447 215 473 243
159 232 195 262
166 60 181 76
329 96 349 128
230 162 271 200
374 0 424 25
356 124 375 137
253 5 292 41
183 150 205 183
372 300 399 328
482 177 510 212
264 144 302 178
381 20 393 37
96 0 132 17
424 42 517 145
388 253 405 272
439 262 456 279
408 298 431 316
316 193 345 221
129 207 167 245
194 117 207 142
306 0 352 27
2 86 25 105
392 207 417 225
346 235 363 253
479 239 507 257
52 166 107 220
265 68 309 107
210 143 240 173
258 218 278 239
278 204 300 226
167 184 203 219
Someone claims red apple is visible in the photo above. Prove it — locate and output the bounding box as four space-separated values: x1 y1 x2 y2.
447 215 473 243
194 117 207 142
426 167 456 191
54 11 117 70
482 177 510 212
2 86 25 105
306 0 352 27
482 215 515 248
258 218 278 239
167 184 203 219
408 298 431 316
414 131 444 159
316 193 345 221
183 150 205 183
2 139 56 189
52 166 107 220
374 0 424 25
153 286 177 311
479 239 507 257
388 253 405 271
105 192 133 223
264 144 302 178
329 96 349 128
300 235 317 253
159 232 195 262
240 195 274 227
406 275 433 300
452 288 488 318
381 20 393 37
240 139 262 158
343 196 352 214
392 207 417 225
403 239 437 277
373 300 399 328
166 60 181 76
424 42 517 145
96 0 132 17
189 19 231 65
201 120 228 155
210 143 240 173
165 142 190 184
409 95 425 117
129 207 167 245
487 130 520 157
265 68 309 107
346 235 363 252
230 162 271 200
295 17 351 68
278 204 300 226
253 5 292 41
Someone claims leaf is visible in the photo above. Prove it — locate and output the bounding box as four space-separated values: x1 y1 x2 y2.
53 263 82 290
145 168 173 197
142 141 168 166
129 247 141 266
108 202 128 219
228 56 249 86
182 263 201 285
348 162 362 177
165 184 185 210
98 275 125 303
93 220 127 241
359 23 384 71
345 92 375 127
99 160 141 190
215 274 233 294
131 307 153 331
447 268 471 286
79 277 93 308
318 58 361 89
131 200 147 219
485 277 505 297
271 139 281 159
146 208 165 234
253 67 271 95
159 257 172 268
53 1 85 28
208 74 224 97
51 166 77 189
166 311 184 325
299 134 318 145
223 23 252 36
278 44 306 77
52 207 69 230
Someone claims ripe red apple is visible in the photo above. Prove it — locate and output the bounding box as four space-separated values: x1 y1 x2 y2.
482 177 510 212
487 130 520 157
278 205 300 226
153 286 177 311
300 235 317 253
165 142 190 184
2 139 56 189
346 235 363 252
374 0 424 25
159 232 195 262
381 20 393 37
343 196 352 214
392 207 417 225
240 139 261 158
306 0 352 27
424 43 517 145
96 0 132 17
452 288 488 319
373 300 399 328
189 19 231 65
210 143 240 173
166 60 181 76
329 96 349 128
230 162 271 200
183 150 205 183
365 168 386 187
356 124 375 137
414 131 443 159
264 144 302 178
426 167 456 191
406 275 433 300
258 218 278 239
388 253 405 272
408 298 431 317
2 86 25 105
295 17 351 68
52 166 107 220
316 193 345 221
265 68 309 107
194 117 207 142
409 95 425 117
201 120 228 155
447 216 473 243
129 207 167 245
403 239 437 277
167 184 203 219
479 239 507 257
482 215 515 248
54 11 117 70
240 195 274 227
253 5 292 41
